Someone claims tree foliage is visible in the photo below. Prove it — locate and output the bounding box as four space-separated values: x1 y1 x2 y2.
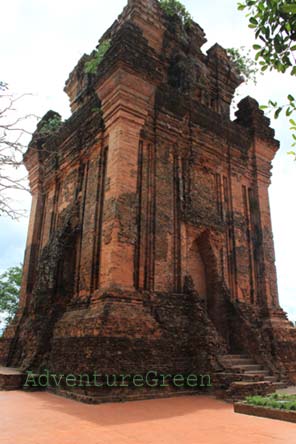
238 0 296 156
238 0 296 75
0 265 22 329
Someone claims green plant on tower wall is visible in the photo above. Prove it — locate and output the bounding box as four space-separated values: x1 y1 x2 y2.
84 40 112 75
158 0 192 26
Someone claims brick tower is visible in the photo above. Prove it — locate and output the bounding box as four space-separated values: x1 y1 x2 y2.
1 0 295 401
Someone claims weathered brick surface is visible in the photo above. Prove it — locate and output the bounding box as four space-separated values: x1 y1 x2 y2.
0 368 25 391
1 0 295 401
227 381 274 402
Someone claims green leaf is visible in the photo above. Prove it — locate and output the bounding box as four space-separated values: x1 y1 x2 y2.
269 100 277 108
274 107 282 119
249 17 258 25
286 108 294 117
280 5 296 14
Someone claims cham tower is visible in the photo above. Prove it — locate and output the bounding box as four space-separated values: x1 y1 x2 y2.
1 0 296 401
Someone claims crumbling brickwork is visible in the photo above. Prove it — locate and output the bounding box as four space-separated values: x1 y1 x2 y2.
1 0 295 401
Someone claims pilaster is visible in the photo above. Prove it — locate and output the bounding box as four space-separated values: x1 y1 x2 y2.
96 69 156 290
235 97 280 309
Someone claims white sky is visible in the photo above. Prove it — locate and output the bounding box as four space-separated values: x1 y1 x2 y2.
1 0 295 320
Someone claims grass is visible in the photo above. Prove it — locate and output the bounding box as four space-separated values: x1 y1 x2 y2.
245 393 296 411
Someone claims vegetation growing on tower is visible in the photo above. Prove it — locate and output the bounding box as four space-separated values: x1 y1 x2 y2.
226 47 259 85
39 115 63 135
84 40 112 75
158 0 192 26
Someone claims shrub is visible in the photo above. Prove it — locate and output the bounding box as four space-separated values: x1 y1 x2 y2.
246 394 296 411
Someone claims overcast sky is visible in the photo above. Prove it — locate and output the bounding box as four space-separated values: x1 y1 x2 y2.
1 0 295 320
